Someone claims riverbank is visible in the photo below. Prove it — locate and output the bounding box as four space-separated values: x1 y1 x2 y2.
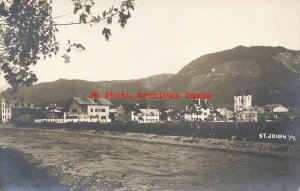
72 129 300 159
0 148 69 191
8 124 300 158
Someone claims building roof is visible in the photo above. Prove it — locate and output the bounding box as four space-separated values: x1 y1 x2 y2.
119 103 147 112
265 104 285 108
72 97 112 106
138 109 160 114
94 98 113 106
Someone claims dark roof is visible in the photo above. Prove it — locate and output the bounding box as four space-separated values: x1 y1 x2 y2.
73 97 97 105
94 98 113 106
72 97 112 106
119 103 147 112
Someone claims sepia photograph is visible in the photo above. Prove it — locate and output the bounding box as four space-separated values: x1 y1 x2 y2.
0 0 299 190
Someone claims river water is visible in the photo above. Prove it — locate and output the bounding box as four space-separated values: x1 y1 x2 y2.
0 127 299 191
90 136 300 191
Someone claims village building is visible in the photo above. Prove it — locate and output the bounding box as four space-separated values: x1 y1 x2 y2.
184 99 214 122
162 109 181 122
37 103 64 119
208 109 224 122
264 104 289 121
68 97 112 123
236 109 258 122
216 107 234 121
116 103 147 122
132 108 160 123
0 97 35 124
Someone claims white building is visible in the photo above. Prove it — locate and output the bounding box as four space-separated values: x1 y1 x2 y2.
264 104 289 121
68 97 112 123
1 98 12 123
132 108 160 123
0 97 34 124
265 104 289 113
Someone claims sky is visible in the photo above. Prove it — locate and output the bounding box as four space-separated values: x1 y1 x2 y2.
2 0 300 87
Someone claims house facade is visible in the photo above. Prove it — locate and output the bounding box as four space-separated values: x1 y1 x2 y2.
132 108 160 123
68 97 112 123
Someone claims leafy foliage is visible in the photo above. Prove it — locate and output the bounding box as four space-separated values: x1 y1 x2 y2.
0 0 135 88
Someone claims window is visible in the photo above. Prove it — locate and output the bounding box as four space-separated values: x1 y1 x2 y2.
72 109 78 113
91 109 93 112
101 109 106 112
21 103 24 107
95 109 98 112
101 116 106 119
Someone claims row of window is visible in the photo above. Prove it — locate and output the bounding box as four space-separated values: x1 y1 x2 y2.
90 108 106 113
71 108 106 113
2 103 32 108
144 119 159 122
237 114 256 118
2 115 10 120
2 108 11 113
144 114 159 117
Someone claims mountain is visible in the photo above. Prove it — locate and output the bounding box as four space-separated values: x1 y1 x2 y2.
0 73 174 107
157 46 300 109
1 46 300 110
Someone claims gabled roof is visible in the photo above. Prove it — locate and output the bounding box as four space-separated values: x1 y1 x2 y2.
72 97 112 106
138 109 160 114
265 104 285 108
73 97 97 105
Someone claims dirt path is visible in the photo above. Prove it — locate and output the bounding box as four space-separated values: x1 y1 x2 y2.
0 148 69 191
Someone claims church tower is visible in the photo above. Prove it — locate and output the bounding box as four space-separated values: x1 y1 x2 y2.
234 95 243 112
243 94 252 110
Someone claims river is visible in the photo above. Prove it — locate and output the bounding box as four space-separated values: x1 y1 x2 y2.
0 127 299 191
